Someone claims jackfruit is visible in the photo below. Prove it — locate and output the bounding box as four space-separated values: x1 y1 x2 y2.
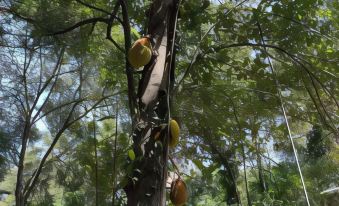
128 37 152 68
169 119 180 148
127 149 135 161
170 178 188 206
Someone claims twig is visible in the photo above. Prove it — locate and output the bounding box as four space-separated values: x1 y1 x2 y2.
48 17 109 35
169 156 181 178
106 1 125 53
75 0 111 15
119 0 137 126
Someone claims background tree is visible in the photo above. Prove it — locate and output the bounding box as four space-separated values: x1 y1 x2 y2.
0 0 338 205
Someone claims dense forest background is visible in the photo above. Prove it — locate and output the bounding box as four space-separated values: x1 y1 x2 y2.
0 0 338 205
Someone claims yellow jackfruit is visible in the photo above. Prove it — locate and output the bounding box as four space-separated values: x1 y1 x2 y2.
169 119 180 148
128 37 152 68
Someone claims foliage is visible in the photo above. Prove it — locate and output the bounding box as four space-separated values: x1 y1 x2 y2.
0 0 338 205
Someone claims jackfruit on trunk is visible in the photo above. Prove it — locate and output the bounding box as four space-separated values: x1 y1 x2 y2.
128 37 152 68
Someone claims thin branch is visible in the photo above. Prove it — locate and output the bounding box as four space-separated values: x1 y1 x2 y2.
0 43 27 49
106 37 125 53
119 0 136 125
37 47 43 93
302 75 329 126
93 112 98 206
294 57 339 108
66 94 120 127
47 17 109 35
112 100 118 206
169 156 181 178
0 7 35 24
75 0 111 15
106 1 125 54
97 115 116 121
31 48 65 122
4 89 27 115
32 98 86 124
308 74 338 133
22 29 32 114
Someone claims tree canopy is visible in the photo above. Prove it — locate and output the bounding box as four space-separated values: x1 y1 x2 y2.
0 0 338 205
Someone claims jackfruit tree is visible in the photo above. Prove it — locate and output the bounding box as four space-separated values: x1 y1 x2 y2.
0 0 338 206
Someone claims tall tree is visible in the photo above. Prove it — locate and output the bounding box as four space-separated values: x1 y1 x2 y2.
1 0 338 205
0 11 116 205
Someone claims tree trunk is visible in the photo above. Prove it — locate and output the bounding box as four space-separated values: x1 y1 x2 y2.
94 119 99 206
209 143 240 205
242 144 251 206
124 0 179 205
256 143 267 192
252 126 267 192
15 122 30 206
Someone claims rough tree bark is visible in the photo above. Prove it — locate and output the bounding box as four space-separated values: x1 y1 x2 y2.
123 0 180 205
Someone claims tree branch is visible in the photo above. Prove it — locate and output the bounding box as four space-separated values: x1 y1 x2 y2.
23 92 116 200
105 1 125 53
31 48 65 122
47 17 109 35
106 1 125 53
22 32 33 114
119 0 137 125
75 0 111 15
0 7 35 24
